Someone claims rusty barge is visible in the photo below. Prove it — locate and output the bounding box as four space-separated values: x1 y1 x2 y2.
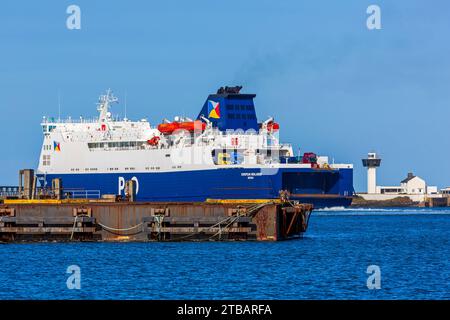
0 170 313 242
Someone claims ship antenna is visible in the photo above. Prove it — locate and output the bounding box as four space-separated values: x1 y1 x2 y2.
97 89 118 122
124 91 127 120
58 90 61 122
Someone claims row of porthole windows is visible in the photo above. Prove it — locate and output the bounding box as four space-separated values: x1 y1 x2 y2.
64 166 182 172
88 141 145 149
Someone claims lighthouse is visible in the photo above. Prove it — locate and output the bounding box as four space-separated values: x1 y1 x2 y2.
362 152 381 194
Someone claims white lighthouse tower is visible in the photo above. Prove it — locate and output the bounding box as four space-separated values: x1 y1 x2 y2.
362 152 381 194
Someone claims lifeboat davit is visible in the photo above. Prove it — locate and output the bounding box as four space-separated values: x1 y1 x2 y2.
157 120 205 134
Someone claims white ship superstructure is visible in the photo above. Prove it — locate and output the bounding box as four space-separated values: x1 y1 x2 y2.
37 87 354 208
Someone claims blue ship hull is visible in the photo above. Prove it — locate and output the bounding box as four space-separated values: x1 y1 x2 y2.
39 167 353 209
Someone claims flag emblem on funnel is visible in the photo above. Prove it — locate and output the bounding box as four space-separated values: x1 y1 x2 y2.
208 100 220 119
54 141 61 152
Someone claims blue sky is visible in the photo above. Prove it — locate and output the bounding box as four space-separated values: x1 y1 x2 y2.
0 0 449 191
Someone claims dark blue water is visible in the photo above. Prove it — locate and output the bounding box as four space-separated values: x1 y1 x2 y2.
1 208 449 300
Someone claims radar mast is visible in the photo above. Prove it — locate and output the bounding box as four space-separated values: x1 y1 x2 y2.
97 89 118 122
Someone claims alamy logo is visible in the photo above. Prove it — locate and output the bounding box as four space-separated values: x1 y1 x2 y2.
66 265 81 290
366 265 381 289
366 5 381 30
66 5 81 30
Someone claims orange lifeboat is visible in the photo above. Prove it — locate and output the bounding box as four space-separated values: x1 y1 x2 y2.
157 122 180 134
158 121 206 134
178 120 206 132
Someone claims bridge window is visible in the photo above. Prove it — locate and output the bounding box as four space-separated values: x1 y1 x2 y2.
88 141 145 150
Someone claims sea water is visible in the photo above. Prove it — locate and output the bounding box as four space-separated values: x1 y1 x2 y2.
0 207 449 299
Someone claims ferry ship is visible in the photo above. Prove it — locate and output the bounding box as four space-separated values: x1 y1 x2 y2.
37 86 354 208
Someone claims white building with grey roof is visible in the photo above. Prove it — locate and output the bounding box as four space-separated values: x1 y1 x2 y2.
360 151 438 202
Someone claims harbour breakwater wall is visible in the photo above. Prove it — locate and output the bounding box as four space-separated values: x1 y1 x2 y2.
351 195 449 208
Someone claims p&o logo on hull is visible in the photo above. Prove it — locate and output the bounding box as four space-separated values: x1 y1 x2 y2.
118 176 139 195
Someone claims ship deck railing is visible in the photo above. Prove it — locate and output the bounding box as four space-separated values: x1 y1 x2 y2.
0 186 20 198
42 116 122 124
63 189 101 199
1 188 101 200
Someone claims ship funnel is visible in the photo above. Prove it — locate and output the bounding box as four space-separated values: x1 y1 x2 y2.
196 86 258 131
